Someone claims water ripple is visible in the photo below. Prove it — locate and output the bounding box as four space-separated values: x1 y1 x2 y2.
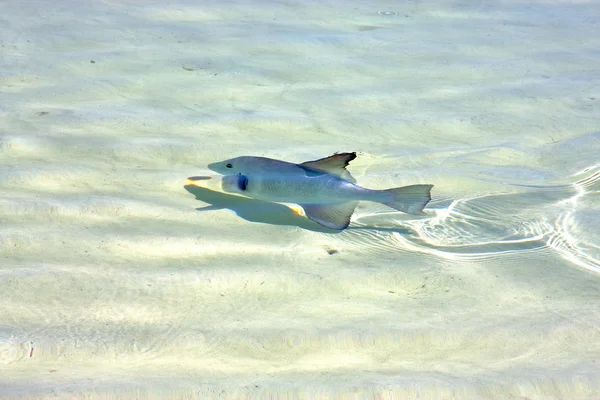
545 165 600 273
347 165 600 272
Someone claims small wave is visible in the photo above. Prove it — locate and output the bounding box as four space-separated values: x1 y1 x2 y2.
346 176 599 274
546 169 600 273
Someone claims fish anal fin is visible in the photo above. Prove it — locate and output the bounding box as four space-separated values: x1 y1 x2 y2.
300 201 357 230
299 152 357 183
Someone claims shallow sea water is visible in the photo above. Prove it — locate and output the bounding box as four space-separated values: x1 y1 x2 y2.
1 0 600 398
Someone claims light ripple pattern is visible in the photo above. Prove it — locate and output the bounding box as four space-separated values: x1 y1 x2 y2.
1 0 600 398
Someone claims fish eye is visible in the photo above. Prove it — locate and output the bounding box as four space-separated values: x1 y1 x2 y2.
226 163 232 168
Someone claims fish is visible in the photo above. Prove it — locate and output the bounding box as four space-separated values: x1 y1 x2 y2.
205 152 433 230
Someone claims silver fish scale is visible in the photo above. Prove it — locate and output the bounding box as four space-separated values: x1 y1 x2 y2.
251 173 363 204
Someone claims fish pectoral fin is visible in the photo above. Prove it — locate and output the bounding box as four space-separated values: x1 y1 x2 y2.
237 174 248 191
299 152 357 183
300 202 357 230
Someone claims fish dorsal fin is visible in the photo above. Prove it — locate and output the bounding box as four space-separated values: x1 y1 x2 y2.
301 201 357 230
299 152 357 183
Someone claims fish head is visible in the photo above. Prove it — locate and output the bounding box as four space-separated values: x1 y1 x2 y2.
208 156 278 175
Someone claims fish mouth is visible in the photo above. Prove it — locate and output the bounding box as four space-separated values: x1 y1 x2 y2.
207 162 223 174
207 162 217 173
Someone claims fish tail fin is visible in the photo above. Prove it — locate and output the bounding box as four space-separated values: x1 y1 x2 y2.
380 184 433 215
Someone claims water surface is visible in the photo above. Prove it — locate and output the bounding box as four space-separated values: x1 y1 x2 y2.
1 0 599 398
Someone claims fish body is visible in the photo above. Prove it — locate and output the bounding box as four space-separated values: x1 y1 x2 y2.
206 152 433 230
218 159 365 204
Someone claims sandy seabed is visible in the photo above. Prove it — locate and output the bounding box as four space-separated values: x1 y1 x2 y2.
1 0 600 398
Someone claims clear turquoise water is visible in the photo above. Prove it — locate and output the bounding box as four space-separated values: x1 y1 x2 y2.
1 1 599 398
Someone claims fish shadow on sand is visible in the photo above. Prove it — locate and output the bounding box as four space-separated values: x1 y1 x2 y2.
184 184 340 233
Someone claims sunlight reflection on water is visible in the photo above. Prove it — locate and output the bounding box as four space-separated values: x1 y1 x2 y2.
352 162 600 273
